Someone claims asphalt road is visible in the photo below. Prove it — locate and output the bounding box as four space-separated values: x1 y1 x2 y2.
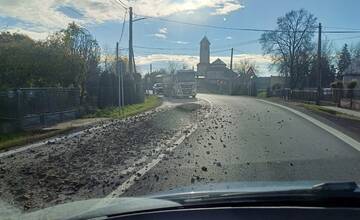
123 94 360 197
2 94 360 212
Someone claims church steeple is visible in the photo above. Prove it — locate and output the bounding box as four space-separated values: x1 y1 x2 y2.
197 36 211 75
200 36 210 45
200 36 210 64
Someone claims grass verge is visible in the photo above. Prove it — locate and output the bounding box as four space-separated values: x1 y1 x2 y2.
0 127 75 151
257 91 267 98
0 96 161 151
85 95 161 119
302 103 360 121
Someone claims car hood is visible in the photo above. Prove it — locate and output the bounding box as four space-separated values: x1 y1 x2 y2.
2 197 181 220
1 180 349 220
151 181 321 198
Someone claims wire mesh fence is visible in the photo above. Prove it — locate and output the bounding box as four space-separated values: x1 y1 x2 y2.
0 88 80 130
0 88 80 119
271 88 360 109
0 79 145 131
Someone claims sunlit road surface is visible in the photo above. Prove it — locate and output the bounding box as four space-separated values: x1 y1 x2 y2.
2 94 360 211
123 93 360 196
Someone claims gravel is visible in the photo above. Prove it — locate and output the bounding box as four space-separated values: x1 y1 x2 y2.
0 100 209 211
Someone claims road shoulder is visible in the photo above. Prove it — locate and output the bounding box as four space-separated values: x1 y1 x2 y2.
258 97 360 143
0 97 210 211
0 96 162 153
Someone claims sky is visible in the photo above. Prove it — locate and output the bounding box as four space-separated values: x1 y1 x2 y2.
1 0 360 76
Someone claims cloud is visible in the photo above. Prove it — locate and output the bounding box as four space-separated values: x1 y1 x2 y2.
226 36 232 40
211 1 244 15
158 27 167 34
133 0 244 17
136 54 198 67
56 5 84 19
0 0 244 39
175 41 189 44
5 28 50 40
150 27 168 39
135 53 277 76
0 0 123 39
151 33 167 39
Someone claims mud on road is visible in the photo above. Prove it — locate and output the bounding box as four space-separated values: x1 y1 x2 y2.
0 99 210 211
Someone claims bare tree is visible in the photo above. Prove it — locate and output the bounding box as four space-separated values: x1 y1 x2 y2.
337 43 352 79
260 9 317 88
167 61 180 75
350 42 360 60
234 59 258 75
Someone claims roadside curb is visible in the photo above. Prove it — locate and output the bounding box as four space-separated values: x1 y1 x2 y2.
318 106 360 120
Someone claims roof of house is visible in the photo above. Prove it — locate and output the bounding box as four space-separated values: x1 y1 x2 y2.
246 66 256 75
211 58 226 65
206 70 238 80
225 68 239 78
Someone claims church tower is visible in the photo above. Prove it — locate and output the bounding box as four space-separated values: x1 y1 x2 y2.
197 36 210 75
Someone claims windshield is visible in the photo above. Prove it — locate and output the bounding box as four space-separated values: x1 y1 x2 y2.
175 71 196 82
1 0 360 217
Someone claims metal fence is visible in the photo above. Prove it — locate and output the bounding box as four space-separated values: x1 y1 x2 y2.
94 72 144 108
0 88 80 129
289 89 319 102
271 88 360 109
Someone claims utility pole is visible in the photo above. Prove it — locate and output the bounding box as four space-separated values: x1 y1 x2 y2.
128 7 133 75
116 42 121 107
316 23 322 105
230 48 234 70
150 63 152 73
120 59 124 107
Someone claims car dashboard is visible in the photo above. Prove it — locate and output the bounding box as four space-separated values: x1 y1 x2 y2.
107 206 360 220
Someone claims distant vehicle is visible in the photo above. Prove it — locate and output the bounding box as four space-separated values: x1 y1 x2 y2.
153 83 164 95
323 88 332 95
164 70 197 98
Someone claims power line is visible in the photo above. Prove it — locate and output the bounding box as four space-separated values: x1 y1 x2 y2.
135 51 197 56
133 45 257 57
215 39 259 48
134 14 280 32
119 9 127 43
114 0 128 9
134 48 246 56
233 48 246 53
65 6 84 17
231 39 259 46
133 47 232 54
324 26 360 31
212 48 232 53
117 0 128 6
134 13 360 34
328 35 360 41
134 45 196 51
323 30 360 34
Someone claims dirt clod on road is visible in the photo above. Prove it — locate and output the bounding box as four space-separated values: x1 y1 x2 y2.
0 99 209 211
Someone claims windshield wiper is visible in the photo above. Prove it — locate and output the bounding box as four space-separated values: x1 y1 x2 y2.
156 182 360 205
312 182 358 192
